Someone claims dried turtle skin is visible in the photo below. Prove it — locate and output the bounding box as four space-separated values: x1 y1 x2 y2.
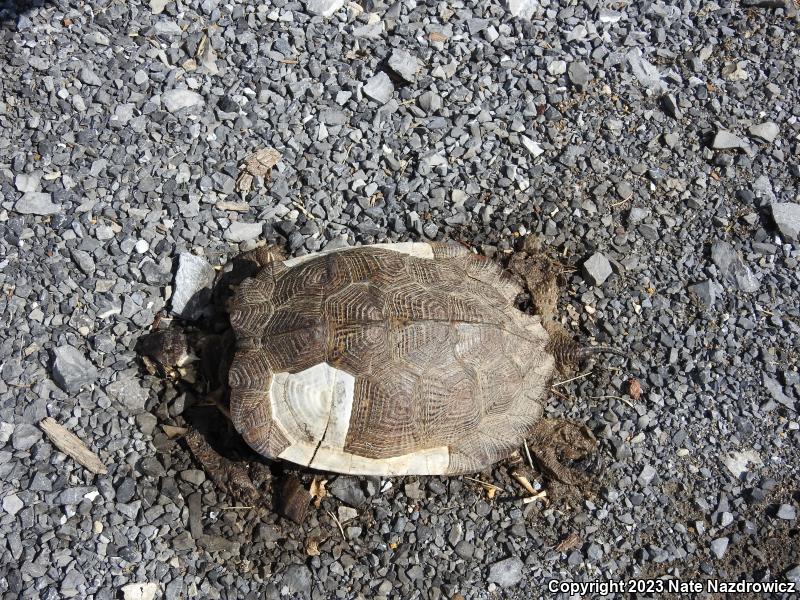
227 242 559 476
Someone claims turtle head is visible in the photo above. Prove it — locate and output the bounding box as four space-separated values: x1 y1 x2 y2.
135 328 199 381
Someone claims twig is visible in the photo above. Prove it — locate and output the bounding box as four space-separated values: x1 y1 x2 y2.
552 371 592 387
220 506 255 510
464 476 505 493
523 439 535 470
326 510 346 541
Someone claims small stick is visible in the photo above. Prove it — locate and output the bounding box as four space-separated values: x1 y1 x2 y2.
39 417 107 475
464 476 505 493
220 506 255 510
552 371 592 387
523 440 535 470
326 510 346 541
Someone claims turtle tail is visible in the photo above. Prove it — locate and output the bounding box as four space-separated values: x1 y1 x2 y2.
548 336 627 374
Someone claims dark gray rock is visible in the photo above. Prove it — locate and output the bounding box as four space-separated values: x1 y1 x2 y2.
568 61 593 90
583 252 613 286
283 564 312 598
11 424 40 451
52 346 98 392
711 241 760 293
329 477 366 507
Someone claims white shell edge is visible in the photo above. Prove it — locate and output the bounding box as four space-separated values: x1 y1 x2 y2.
271 362 451 475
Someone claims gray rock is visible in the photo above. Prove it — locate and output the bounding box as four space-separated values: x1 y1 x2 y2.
337 506 358 523
763 375 795 410
747 122 779 143
786 565 800 585
710 537 728 559
11 424 40 451
418 91 442 113
305 0 343 17
0 422 13 446
78 67 102 86
14 192 60 215
771 203 800 240
712 130 751 153
52 346 98 392
171 253 215 320
329 477 366 507
568 61 593 89
710 241 760 293
14 172 40 192
363 72 394 104
106 377 150 412
120 583 160 600
224 222 263 243
627 48 663 90
583 252 613 286
638 464 657 486
776 504 796 520
149 0 169 14
722 450 762 478
387 49 419 82
520 135 544 158
161 89 204 113
507 0 538 19
2 494 23 516
660 94 682 119
180 469 206 485
283 564 312 598
487 557 523 588
688 280 722 308
547 60 567 76
110 103 135 127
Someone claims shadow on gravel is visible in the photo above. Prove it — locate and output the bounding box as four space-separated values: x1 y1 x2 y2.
0 0 53 26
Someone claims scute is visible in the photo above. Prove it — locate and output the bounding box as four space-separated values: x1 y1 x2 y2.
228 242 555 475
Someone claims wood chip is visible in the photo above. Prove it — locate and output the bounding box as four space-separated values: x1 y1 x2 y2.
162 425 188 438
309 477 328 508
554 531 581 553
279 475 311 524
511 471 537 496
627 378 642 401
215 200 250 212
304 536 321 556
39 417 107 475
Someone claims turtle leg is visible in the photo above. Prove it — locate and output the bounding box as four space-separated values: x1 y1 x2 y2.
527 418 597 485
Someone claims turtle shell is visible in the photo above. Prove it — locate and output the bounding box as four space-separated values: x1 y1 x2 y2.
228 242 554 475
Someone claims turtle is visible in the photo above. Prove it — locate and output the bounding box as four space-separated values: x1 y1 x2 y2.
139 240 613 488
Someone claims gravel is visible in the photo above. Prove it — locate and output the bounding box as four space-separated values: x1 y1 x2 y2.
2 1 799 598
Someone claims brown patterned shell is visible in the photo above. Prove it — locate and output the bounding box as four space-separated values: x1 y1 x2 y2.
228 242 554 475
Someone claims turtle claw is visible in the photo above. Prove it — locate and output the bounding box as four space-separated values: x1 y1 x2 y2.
527 418 598 485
